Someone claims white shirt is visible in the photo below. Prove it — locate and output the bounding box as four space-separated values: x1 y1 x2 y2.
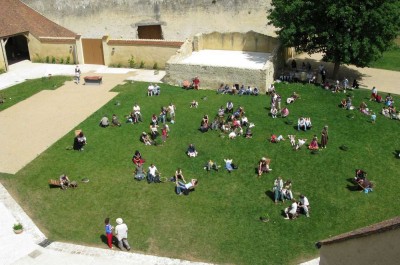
115 223 128 241
148 84 154 91
289 202 298 214
300 196 310 207
168 105 175 114
148 166 157 175
133 105 141 114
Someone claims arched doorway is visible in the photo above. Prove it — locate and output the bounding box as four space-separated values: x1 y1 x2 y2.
5 35 30 65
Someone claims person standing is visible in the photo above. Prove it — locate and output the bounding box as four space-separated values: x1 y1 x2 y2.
320 125 329 149
104 217 114 249
115 218 130 251
74 65 81 84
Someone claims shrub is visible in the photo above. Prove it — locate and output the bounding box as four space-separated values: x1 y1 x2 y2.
45 56 50 63
140 60 145 68
0 68 5 74
117 63 122 68
51 56 56 64
128 55 136 68
13 223 23 230
153 62 159 70
60 57 64 64
66 56 71 64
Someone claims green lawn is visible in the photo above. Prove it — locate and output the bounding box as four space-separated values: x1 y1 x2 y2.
369 45 400 71
1 80 400 265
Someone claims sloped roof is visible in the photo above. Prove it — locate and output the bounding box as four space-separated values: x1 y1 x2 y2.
0 0 76 38
316 216 400 248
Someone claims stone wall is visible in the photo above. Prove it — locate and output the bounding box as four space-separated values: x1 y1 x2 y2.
22 0 275 40
194 31 279 53
165 61 274 92
105 39 183 68
319 228 400 265
28 35 77 64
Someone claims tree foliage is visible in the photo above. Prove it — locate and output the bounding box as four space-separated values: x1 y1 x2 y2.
268 0 400 76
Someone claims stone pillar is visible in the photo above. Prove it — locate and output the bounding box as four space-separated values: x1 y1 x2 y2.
75 35 84 64
102 35 110 66
0 38 9 72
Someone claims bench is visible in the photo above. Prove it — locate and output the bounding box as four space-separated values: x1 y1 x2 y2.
84 76 103 85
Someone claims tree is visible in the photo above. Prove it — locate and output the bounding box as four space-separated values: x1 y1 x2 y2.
268 0 400 78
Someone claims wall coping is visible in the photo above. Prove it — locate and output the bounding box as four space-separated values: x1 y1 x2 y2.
107 39 183 47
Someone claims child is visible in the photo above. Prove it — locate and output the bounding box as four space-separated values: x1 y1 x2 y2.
371 112 376 124
161 126 168 142
104 217 113 249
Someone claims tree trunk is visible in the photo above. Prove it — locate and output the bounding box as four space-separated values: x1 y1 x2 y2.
332 61 340 80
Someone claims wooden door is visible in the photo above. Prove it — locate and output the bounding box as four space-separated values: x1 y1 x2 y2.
82 39 104 65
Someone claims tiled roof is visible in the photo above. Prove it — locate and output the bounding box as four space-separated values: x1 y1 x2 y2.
0 0 76 38
316 216 400 248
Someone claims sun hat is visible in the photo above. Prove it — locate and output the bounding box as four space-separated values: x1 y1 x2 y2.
261 157 266 161
116 218 123 225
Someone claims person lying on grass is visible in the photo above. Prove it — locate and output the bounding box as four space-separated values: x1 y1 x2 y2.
224 158 238 173
176 179 198 195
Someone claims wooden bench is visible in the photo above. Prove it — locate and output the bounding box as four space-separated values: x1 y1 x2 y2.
84 76 103 85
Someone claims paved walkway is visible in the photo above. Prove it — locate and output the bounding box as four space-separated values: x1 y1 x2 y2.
294 53 400 95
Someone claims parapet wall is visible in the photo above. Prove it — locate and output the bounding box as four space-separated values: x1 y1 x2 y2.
193 31 279 53
164 32 278 91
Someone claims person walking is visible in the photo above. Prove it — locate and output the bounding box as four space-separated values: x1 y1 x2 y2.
115 218 131 251
104 217 113 249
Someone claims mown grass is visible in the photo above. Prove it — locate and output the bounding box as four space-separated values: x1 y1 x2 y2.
369 45 400 71
0 76 72 111
0 80 399 265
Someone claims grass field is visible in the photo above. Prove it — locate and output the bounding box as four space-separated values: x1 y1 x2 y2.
369 45 400 71
0 79 399 265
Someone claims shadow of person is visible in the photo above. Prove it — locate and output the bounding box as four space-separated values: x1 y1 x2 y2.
265 190 275 202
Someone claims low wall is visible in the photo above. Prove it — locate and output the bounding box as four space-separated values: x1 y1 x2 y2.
165 61 274 92
0 44 5 71
106 39 183 68
29 35 76 64
194 31 279 53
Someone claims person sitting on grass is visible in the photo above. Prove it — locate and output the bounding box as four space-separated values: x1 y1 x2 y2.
187 144 198 157
176 179 198 195
295 138 307 150
100 115 109 127
258 157 272 176
73 131 87 151
305 117 312 130
190 100 198 108
308 135 319 150
132 150 145 166
245 127 253 138
172 168 186 183
354 169 373 191
112 114 121 127
200 115 209 133
59 174 70 190
134 164 146 181
132 103 143 122
297 117 306 131
226 101 234 113
141 132 153 145
298 194 310 217
205 160 219 172
281 107 289 118
147 164 161 183
281 180 293 201
284 199 298 220
271 107 278 118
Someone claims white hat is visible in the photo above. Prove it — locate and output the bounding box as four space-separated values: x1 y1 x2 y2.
116 218 123 225
261 157 266 161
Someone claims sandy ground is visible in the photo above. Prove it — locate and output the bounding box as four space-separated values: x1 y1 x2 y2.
0 62 166 174
294 53 400 94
